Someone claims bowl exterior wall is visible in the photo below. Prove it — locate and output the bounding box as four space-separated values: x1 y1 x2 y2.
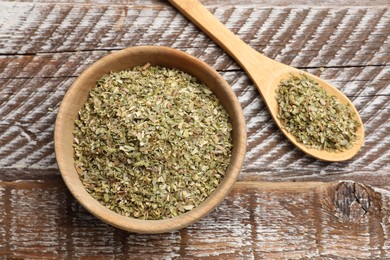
54 46 246 233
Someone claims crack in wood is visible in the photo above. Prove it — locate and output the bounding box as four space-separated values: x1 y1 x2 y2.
333 181 382 221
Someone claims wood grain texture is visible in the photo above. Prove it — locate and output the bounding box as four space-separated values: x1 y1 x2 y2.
2 0 388 6
0 179 389 259
0 3 389 67
0 0 389 257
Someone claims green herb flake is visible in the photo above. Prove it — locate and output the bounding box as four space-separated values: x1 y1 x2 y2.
276 74 360 152
73 65 233 220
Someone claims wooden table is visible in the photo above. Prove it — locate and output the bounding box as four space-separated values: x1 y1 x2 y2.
1 0 389 258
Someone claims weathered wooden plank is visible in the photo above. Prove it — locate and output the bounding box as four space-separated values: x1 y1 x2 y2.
0 185 6 255
2 0 387 7
0 180 389 258
1 49 389 81
0 3 388 69
0 64 389 183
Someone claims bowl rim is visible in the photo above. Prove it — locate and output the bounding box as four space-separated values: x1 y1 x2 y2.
54 46 247 234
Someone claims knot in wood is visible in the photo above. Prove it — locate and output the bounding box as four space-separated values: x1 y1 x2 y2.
333 181 382 222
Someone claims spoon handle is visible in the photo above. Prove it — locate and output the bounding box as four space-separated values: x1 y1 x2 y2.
168 0 285 97
168 0 276 77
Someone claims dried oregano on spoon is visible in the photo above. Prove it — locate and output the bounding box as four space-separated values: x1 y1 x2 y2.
73 64 233 220
276 74 360 152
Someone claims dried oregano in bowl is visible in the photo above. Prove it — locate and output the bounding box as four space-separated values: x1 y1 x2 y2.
73 64 233 220
55 46 246 233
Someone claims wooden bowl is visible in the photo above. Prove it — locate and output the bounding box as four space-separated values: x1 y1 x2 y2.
54 46 247 234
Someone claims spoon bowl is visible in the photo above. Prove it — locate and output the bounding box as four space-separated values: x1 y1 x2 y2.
55 46 246 233
169 0 364 161
252 54 364 161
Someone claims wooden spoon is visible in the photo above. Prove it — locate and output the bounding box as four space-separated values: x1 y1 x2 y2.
169 0 364 162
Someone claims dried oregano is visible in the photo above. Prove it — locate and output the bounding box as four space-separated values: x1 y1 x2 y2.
73 64 233 220
276 74 360 152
